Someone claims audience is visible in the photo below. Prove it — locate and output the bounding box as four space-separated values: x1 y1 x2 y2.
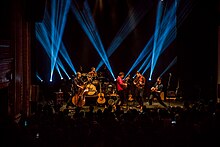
1 100 220 147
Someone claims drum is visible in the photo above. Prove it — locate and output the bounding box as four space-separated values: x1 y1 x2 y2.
81 73 87 77
106 84 115 95
86 83 97 95
92 79 99 86
107 94 120 106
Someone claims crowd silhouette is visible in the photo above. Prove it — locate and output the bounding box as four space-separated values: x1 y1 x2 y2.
1 99 220 147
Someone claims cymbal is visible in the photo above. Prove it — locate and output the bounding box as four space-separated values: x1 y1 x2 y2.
110 93 118 96
81 73 87 76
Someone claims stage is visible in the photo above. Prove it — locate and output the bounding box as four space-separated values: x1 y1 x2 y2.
58 98 184 118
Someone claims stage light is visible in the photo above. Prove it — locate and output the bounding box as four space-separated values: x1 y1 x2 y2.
126 0 179 80
36 73 43 82
159 56 177 77
96 0 151 71
35 0 76 82
70 0 115 79
149 0 178 79
34 0 193 84
125 37 153 78
50 0 71 80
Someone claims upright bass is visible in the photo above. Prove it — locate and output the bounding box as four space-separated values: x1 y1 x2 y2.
72 85 88 107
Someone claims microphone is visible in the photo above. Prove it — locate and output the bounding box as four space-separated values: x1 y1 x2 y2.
167 73 172 89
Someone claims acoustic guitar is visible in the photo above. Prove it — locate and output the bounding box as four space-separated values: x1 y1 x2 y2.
122 75 130 89
133 75 145 89
97 82 106 105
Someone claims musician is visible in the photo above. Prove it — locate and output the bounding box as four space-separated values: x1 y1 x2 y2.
88 67 97 78
73 72 86 95
148 77 167 108
116 72 128 106
85 75 93 84
133 71 146 108
72 72 88 107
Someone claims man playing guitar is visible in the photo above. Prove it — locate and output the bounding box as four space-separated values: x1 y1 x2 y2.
149 77 167 107
133 71 145 108
116 72 128 106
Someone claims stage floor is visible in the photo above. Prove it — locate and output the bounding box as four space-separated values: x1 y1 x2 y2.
61 99 184 117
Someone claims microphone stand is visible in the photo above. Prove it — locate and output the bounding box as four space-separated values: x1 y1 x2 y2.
167 73 172 107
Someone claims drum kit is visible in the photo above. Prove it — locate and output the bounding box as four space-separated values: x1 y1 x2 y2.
78 72 118 106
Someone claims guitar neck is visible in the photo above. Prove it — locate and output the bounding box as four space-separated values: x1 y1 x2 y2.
99 82 102 93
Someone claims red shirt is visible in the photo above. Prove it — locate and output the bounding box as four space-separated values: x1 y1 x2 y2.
116 76 125 91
